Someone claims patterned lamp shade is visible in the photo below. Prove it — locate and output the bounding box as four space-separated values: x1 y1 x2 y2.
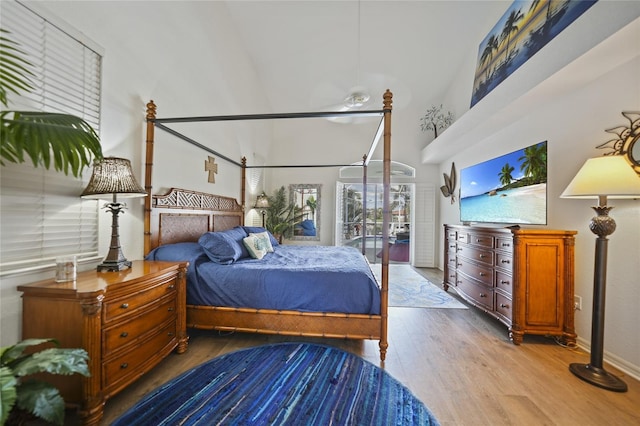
81 157 147 199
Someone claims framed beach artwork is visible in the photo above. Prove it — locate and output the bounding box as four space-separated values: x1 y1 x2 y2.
470 0 598 107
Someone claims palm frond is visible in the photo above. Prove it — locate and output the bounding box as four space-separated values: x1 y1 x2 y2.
1 111 102 177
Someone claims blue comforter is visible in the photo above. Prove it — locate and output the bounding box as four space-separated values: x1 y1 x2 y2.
146 244 381 315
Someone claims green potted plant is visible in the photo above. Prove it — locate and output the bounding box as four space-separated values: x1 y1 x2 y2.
0 29 102 177
0 338 90 425
264 186 304 242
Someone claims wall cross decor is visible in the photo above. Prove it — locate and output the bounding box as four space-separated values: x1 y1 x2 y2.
205 156 218 183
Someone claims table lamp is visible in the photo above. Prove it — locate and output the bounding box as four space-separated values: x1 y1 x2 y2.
81 157 147 271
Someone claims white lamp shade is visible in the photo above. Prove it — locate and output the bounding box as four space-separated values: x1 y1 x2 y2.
560 155 640 199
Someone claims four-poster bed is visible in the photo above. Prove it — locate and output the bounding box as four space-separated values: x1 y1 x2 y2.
143 91 393 361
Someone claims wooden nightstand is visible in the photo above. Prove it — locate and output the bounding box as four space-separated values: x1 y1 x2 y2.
17 260 188 426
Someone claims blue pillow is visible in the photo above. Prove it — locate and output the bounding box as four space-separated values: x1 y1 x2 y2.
242 226 279 247
300 219 315 230
198 227 249 264
145 242 204 262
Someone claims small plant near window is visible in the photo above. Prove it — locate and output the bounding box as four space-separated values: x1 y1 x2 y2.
419 104 454 138
0 338 90 425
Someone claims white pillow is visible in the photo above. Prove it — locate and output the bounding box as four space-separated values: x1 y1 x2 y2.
250 232 274 252
243 235 268 259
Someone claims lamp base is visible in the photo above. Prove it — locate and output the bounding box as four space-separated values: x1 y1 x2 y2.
569 363 627 392
97 259 132 272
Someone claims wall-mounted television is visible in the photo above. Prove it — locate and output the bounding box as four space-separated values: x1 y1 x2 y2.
459 141 547 225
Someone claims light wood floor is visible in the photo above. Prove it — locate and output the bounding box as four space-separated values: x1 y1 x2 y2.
98 268 640 426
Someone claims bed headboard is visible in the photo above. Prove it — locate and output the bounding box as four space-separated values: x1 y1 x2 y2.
148 187 243 252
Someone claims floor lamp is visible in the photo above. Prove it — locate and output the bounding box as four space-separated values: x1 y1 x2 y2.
81 157 147 272
254 192 270 228
560 155 640 392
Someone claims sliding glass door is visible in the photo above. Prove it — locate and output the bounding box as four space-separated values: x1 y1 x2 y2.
336 183 412 264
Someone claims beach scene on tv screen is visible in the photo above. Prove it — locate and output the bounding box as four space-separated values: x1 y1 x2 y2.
460 141 547 225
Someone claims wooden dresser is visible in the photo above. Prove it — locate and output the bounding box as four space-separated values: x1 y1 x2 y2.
444 224 577 345
17 260 188 425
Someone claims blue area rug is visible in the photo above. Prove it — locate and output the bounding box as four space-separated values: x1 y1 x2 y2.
113 343 440 425
371 264 467 309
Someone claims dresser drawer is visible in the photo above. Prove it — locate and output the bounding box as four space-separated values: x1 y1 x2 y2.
468 232 494 249
458 258 493 286
104 277 177 323
103 319 177 391
103 296 177 357
495 293 513 324
496 236 513 253
495 270 513 295
458 245 493 266
457 274 493 311
495 252 513 270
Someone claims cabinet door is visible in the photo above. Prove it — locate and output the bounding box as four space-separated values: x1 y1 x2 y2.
514 238 564 331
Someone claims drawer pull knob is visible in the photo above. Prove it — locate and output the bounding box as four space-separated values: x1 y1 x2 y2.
120 363 128 369
501 259 510 264
501 280 509 285
479 293 487 298
168 284 175 289
457 263 462 267
120 332 129 338
120 303 129 309
500 303 510 308
479 254 486 258
168 307 174 312
502 243 511 247
168 332 175 337
479 272 486 277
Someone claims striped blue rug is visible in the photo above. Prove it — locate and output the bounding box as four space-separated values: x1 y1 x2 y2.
113 343 440 425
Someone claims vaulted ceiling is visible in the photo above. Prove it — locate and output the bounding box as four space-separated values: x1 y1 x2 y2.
224 1 509 115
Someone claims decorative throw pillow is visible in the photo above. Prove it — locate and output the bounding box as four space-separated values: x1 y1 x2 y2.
249 232 274 252
243 235 268 259
198 227 249 264
242 226 279 247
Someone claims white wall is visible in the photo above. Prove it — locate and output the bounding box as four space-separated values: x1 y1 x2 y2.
432 7 640 378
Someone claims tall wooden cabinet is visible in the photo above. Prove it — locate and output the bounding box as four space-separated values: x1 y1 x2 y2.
444 224 577 345
17 261 188 425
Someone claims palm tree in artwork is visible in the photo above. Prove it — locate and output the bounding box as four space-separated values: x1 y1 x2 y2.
500 8 525 64
519 143 547 183
529 0 553 36
480 34 500 81
498 163 515 187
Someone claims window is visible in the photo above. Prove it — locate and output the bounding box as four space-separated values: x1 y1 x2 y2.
0 1 103 274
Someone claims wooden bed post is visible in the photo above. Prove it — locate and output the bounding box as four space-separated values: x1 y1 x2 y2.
144 100 157 255
241 157 247 226
380 89 393 361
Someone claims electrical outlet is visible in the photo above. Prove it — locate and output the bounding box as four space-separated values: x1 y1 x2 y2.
574 295 582 311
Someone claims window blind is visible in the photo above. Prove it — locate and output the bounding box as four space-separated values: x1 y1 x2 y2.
0 1 103 274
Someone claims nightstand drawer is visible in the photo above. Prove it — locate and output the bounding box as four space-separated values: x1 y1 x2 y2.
103 319 177 391
103 296 177 357
103 277 177 323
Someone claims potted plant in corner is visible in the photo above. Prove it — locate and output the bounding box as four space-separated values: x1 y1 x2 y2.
264 186 304 243
0 338 90 425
